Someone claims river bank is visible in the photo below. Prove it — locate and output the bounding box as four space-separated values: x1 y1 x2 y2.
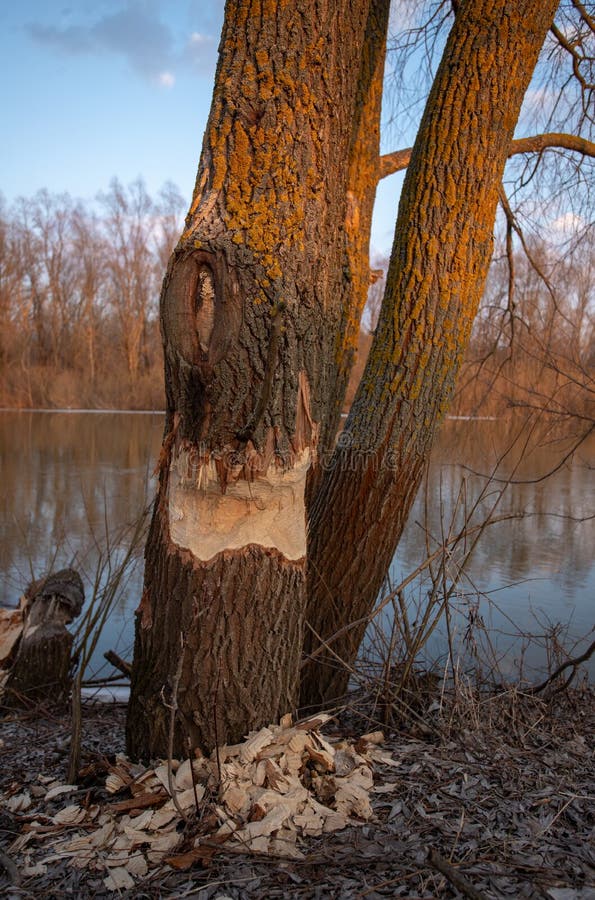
1 686 593 898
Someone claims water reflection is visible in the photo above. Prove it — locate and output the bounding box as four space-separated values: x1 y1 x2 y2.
387 420 595 679
0 413 593 680
0 412 163 675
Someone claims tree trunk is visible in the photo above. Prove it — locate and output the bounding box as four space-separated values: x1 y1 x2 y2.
1 569 84 708
127 0 383 758
301 0 560 707
314 0 390 465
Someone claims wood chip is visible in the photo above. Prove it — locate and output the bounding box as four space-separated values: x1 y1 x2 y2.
125 853 148 877
173 758 206 791
152 764 172 794
146 831 181 864
44 784 78 802
359 730 385 745
89 821 116 849
239 727 276 764
304 733 335 771
221 782 251 815
52 805 87 825
104 866 135 891
263 758 291 793
334 781 374 820
147 805 177 831
6 791 32 812
175 785 205 811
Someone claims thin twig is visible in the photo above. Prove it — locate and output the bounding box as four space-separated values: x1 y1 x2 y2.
530 638 595 695
163 633 188 822
427 849 488 900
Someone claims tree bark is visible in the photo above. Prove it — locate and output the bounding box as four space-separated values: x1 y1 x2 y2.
1 569 84 708
302 0 561 707
127 0 383 758
316 0 390 464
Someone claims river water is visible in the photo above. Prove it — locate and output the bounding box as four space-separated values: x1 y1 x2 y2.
1 411 593 682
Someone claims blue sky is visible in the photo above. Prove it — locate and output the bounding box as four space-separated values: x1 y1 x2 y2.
0 0 403 254
1 2 223 206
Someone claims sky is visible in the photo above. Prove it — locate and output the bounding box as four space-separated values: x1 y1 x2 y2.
0 0 404 254
1 2 223 205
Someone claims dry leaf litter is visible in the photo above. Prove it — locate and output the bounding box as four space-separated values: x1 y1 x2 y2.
1 689 594 898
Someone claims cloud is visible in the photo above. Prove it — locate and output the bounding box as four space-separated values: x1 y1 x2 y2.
158 70 175 88
27 22 95 55
184 30 217 71
551 212 586 233
26 1 219 83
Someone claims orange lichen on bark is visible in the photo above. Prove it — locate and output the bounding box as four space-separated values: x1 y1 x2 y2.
334 0 390 387
186 1 334 287
350 0 561 466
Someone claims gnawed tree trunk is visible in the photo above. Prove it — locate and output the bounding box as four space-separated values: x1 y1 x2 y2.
301 0 560 707
127 0 389 759
1 569 84 707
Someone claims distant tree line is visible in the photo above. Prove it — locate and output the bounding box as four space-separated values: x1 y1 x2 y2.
0 179 185 409
353 232 595 430
0 178 592 423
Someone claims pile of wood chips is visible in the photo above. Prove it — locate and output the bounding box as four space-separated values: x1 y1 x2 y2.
6 713 391 892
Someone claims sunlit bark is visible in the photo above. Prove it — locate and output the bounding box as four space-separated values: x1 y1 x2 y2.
127 0 388 758
302 0 561 706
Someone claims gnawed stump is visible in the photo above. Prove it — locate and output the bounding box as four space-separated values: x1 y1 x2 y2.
0 569 84 708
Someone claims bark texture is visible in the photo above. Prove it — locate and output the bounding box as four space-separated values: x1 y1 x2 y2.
302 0 561 707
127 0 383 758
317 0 390 463
1 569 84 707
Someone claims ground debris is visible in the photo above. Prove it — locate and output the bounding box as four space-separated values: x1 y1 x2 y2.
1 688 594 897
1 710 382 889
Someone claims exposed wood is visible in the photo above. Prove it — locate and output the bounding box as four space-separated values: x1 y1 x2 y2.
168 448 310 561
0 605 24 668
127 0 384 758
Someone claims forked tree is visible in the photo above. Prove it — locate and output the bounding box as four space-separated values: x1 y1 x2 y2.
126 0 582 758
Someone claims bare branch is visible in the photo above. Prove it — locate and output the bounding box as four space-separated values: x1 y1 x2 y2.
531 638 595 695
510 132 595 157
496 187 560 313
428 849 488 900
550 22 594 92
570 0 595 35
379 132 595 181
378 147 412 178
498 185 517 344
